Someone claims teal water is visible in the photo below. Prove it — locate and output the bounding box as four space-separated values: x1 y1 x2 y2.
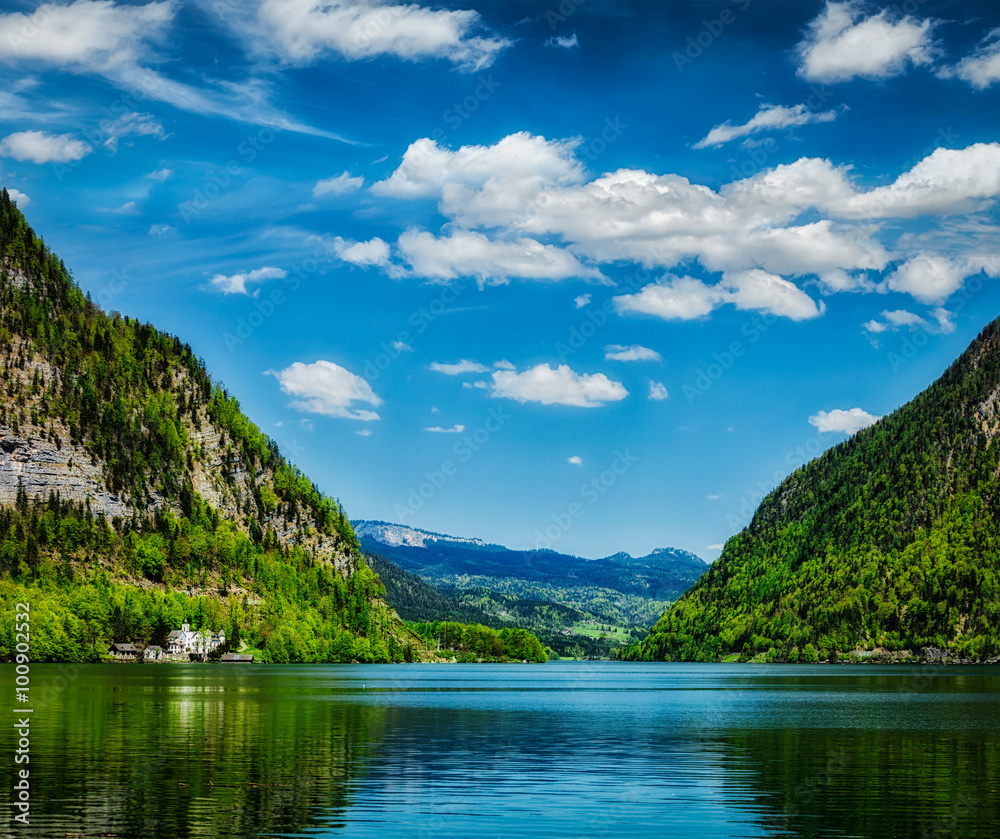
1 662 997 838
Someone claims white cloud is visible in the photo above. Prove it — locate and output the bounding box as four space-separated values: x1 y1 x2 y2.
268 359 382 421
148 223 174 236
392 339 412 352
0 1 335 138
493 360 515 370
356 428 373 437
648 381 669 401
707 543 725 551
397 228 605 285
333 236 391 268
252 0 510 71
808 407 881 435
111 200 140 215
209 266 286 295
371 131 1000 310
882 309 928 328
147 168 173 181
838 144 1000 219
567 455 583 465
939 28 1000 89
545 33 578 49
795 1 936 83
0 130 90 163
883 254 972 304
932 307 955 334
614 270 824 322
101 112 165 152
604 344 662 363
371 132 584 201
428 359 489 375
707 494 721 501
314 171 364 197
424 424 465 433
6 188 29 206
482 363 627 408
574 293 591 308
694 103 842 149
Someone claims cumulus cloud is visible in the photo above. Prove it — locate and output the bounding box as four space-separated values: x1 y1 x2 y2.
883 253 975 304
567 455 583 465
838 144 1000 219
648 381 669 401
6 188 29 206
604 344 662 363
808 407 881 435
356 428 373 437
314 171 363 197
864 307 958 335
268 359 382 421
574 293 591 308
795 1 936 83
397 228 605 285
209 266 286 295
250 0 509 71
371 131 1000 309
481 363 628 408
0 130 90 163
694 103 842 149
938 28 1000 89
333 236 391 268
371 132 584 201
147 168 173 181
424 424 465 433
429 360 489 375
614 271 824 322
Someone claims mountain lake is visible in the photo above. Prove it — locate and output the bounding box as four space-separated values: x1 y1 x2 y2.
2 662 997 838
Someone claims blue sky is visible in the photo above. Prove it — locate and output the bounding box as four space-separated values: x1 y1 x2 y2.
1 0 998 561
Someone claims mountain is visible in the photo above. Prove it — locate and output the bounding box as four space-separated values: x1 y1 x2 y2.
0 188 415 663
355 520 707 655
626 318 1000 663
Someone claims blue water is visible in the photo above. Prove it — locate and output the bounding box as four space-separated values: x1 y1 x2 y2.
1 662 997 838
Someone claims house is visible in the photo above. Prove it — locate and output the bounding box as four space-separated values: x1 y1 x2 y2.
166 623 226 656
220 653 254 663
109 643 138 660
144 645 164 662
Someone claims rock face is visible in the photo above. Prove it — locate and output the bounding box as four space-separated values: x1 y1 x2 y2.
0 346 354 576
0 428 131 519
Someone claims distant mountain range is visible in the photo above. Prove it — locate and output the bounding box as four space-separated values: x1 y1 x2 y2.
355 520 707 654
627 317 1000 664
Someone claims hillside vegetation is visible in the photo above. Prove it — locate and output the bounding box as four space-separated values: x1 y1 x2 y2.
0 188 413 662
625 317 1000 663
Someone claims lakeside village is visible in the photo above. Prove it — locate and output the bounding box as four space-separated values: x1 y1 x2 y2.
106 623 254 663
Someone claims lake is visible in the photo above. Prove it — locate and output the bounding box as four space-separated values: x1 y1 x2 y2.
2 662 997 838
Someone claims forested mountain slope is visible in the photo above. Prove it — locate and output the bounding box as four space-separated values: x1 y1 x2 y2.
0 188 413 663
626 317 1000 662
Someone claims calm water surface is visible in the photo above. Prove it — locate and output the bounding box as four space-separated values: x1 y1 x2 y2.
1 663 997 838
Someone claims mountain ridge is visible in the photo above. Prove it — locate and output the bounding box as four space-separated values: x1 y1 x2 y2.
626 316 1000 663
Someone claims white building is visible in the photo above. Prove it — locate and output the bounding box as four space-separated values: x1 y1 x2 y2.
166 623 225 656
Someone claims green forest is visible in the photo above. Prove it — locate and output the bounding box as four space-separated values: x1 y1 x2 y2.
0 188 414 662
624 317 1000 663
409 620 549 663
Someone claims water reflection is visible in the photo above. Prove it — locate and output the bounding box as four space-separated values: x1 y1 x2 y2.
0 663 996 838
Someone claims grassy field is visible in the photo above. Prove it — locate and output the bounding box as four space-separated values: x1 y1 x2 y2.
569 622 632 643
